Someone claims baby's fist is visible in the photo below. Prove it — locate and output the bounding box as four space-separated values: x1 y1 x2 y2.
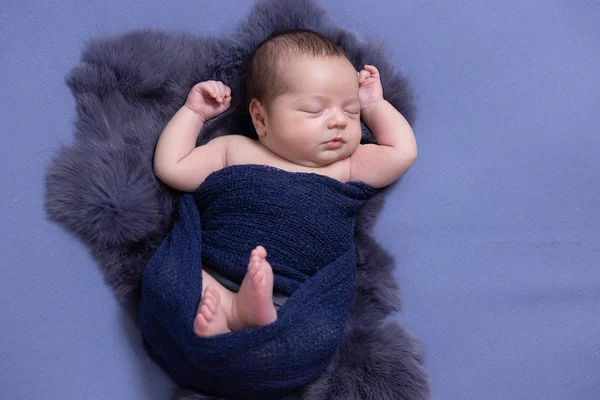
185 81 232 122
357 65 384 110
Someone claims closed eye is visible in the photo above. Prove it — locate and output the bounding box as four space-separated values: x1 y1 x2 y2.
300 109 323 115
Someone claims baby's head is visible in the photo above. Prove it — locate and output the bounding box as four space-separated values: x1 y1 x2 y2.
246 30 361 167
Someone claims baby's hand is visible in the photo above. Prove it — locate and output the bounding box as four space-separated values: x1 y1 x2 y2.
357 65 384 110
185 80 232 122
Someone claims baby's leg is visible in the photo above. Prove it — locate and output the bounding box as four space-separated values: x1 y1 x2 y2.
194 246 278 336
193 270 234 337
229 246 278 330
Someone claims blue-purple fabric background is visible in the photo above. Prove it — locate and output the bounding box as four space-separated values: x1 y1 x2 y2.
1 0 599 399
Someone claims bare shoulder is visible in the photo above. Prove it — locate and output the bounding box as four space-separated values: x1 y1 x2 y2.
225 135 276 166
203 134 259 163
207 134 254 148
223 134 258 148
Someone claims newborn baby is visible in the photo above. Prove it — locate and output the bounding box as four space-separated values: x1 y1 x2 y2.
153 30 417 337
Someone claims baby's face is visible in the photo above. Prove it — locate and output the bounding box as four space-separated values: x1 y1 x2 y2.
260 56 362 167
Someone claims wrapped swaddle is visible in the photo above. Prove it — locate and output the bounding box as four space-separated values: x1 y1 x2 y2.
139 164 376 399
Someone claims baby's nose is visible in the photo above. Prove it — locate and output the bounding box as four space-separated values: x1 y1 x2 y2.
327 109 347 129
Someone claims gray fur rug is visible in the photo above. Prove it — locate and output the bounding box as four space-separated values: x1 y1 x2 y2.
45 0 431 398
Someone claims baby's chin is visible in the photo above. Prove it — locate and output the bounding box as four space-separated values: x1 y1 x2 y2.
296 149 354 168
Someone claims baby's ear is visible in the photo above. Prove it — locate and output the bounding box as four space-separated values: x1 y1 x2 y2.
249 99 267 137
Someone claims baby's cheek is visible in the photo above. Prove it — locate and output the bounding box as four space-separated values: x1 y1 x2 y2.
290 134 314 152
351 122 363 141
287 122 316 147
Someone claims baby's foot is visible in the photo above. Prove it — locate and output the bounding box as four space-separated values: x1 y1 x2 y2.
194 286 231 337
230 246 278 330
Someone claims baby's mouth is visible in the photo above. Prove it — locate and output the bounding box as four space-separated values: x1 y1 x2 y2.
325 137 344 149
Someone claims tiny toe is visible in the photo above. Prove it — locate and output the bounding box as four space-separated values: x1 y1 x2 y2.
263 258 272 269
250 249 261 262
201 293 213 307
253 269 264 285
201 305 213 322
250 261 260 276
252 263 263 276
194 314 208 333
205 297 217 313
255 246 267 258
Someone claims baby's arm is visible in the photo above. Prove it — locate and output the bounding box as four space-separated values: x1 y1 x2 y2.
154 81 232 192
349 65 417 188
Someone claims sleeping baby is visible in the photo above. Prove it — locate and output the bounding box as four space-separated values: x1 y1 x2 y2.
152 29 417 338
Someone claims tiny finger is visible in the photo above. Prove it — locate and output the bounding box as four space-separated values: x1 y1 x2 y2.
209 83 221 101
365 65 379 76
206 85 217 98
217 83 225 101
194 83 207 93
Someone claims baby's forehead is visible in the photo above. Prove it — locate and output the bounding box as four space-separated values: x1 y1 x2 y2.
279 55 356 81
279 53 349 69
282 86 359 108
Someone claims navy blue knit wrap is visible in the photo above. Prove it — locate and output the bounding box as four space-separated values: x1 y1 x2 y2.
139 164 376 399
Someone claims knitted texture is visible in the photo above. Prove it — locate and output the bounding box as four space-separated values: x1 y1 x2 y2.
139 165 376 399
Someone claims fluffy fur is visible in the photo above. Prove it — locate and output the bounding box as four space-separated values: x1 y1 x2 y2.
44 0 430 398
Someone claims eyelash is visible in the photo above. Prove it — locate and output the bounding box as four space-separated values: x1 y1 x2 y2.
302 110 359 115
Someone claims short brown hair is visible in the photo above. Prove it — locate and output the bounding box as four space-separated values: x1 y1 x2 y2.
245 29 349 109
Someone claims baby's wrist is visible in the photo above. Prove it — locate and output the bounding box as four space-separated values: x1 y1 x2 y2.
361 98 385 113
183 104 207 124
